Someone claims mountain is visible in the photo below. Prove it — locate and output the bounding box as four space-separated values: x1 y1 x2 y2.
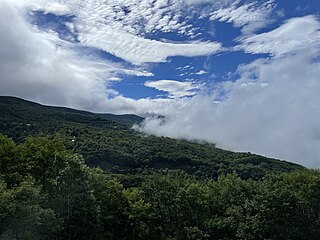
0 96 144 124
0 96 303 179
0 96 319 240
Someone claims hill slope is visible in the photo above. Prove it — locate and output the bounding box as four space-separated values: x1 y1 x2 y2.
0 96 303 179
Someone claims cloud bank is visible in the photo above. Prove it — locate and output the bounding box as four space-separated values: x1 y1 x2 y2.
137 16 320 168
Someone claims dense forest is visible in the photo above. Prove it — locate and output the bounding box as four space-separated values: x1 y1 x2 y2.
0 96 320 239
0 97 302 180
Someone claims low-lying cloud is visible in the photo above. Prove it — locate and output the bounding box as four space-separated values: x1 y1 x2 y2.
137 16 320 168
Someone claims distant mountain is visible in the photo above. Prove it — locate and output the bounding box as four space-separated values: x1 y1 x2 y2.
0 96 143 124
0 96 303 179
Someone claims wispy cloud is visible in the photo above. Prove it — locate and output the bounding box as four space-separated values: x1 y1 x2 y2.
78 28 222 64
15 0 224 64
145 80 201 98
210 0 276 34
195 70 207 75
238 15 320 56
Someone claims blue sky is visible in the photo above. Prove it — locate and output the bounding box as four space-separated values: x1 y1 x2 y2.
26 1 278 99
25 0 319 100
0 0 320 167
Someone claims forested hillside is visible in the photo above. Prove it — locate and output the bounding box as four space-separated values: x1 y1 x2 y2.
0 135 319 240
0 96 302 180
1 96 319 240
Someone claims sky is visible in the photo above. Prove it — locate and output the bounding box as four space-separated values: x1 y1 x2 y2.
0 0 320 167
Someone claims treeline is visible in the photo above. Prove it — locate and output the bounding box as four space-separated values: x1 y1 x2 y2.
0 134 319 240
0 120 302 180
0 96 303 181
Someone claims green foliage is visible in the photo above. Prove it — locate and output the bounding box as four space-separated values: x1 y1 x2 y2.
0 97 318 239
0 96 302 181
0 134 319 239
0 177 60 240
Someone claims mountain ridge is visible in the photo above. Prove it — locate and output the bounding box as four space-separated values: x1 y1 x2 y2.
0 96 303 180
0 96 144 123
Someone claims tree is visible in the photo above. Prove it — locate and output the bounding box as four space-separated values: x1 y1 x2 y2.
0 178 60 240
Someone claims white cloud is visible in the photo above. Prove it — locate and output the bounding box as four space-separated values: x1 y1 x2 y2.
136 17 320 168
238 15 320 57
71 0 223 64
138 52 320 168
11 0 73 16
73 0 187 36
210 0 276 34
14 0 223 65
1 0 205 115
195 70 207 75
183 0 236 9
121 69 154 77
145 80 201 98
78 26 222 64
0 1 152 112
99 96 187 115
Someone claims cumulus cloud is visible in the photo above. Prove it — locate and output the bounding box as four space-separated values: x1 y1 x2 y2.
0 1 151 111
11 0 73 16
210 0 276 34
238 15 320 56
195 70 207 75
0 0 196 115
73 1 222 64
137 17 320 168
10 0 284 65
184 0 234 5
145 80 201 98
14 0 223 65
17 0 234 35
